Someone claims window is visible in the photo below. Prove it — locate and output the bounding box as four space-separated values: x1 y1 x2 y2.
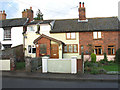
108 45 115 55
3 44 12 49
94 46 102 55
80 45 84 54
93 32 101 39
4 28 11 40
40 44 47 55
64 44 78 53
28 45 36 54
66 33 76 40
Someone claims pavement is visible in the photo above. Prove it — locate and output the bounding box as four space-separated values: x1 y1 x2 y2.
1 71 119 81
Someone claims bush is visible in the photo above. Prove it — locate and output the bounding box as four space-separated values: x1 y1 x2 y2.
91 53 96 63
90 67 99 74
84 60 93 67
115 48 120 64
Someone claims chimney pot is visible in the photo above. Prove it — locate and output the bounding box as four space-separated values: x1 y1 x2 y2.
79 2 81 8
30 7 32 10
82 2 84 7
3 10 5 13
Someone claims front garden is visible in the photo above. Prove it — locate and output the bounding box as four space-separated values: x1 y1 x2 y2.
84 48 120 74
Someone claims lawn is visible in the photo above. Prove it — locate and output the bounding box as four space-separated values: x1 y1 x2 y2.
101 63 119 71
84 61 120 74
15 62 25 70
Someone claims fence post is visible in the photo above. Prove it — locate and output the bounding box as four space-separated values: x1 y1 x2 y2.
25 57 31 72
71 56 77 74
42 56 49 73
81 52 84 73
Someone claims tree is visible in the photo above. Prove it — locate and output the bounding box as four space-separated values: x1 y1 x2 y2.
34 9 43 20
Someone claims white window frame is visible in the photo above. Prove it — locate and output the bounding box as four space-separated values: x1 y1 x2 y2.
4 28 11 40
93 32 102 39
28 45 36 54
66 32 76 40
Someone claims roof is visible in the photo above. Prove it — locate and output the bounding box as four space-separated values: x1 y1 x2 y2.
0 18 28 28
27 20 53 25
50 17 120 33
33 34 65 45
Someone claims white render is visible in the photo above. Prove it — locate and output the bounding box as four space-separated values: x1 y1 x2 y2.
42 56 77 74
0 27 24 50
24 24 51 57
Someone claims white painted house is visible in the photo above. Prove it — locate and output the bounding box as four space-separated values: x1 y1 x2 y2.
0 18 28 50
0 7 33 50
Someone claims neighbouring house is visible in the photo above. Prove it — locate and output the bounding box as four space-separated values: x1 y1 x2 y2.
0 7 33 50
24 2 120 61
23 20 54 57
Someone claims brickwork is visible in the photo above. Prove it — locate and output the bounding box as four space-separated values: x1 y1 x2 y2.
79 31 120 55
36 37 50 57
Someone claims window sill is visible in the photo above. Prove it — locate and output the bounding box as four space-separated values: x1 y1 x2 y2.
66 38 76 40
93 38 102 40
3 39 11 41
64 52 78 53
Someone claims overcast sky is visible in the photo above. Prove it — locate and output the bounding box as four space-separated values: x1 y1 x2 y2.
0 0 119 20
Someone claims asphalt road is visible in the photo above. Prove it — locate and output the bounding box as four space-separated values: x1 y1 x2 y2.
2 77 119 88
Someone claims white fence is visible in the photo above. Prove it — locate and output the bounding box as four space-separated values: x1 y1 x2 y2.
42 56 77 74
0 60 10 71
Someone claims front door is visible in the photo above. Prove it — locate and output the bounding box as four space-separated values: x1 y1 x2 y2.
51 44 59 58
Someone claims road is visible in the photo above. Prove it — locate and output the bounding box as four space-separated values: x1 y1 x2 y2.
2 77 119 88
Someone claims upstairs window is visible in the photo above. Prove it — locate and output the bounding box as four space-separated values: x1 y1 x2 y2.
94 46 102 55
108 45 115 55
4 28 11 40
66 33 76 40
93 32 101 39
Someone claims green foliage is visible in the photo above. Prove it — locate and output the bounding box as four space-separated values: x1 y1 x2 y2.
91 53 96 63
103 52 108 62
87 44 94 55
84 60 93 67
115 48 120 64
34 9 43 20
16 62 25 70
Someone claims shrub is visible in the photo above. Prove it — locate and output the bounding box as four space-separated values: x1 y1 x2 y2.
91 53 96 63
115 48 120 64
90 67 99 74
84 60 93 67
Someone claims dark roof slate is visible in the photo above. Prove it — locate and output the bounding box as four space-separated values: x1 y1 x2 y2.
50 17 119 33
0 18 28 28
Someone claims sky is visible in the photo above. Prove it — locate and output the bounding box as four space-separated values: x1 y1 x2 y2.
0 0 120 20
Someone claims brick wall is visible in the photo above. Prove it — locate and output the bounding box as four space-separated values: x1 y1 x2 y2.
1 44 24 61
79 31 119 55
36 38 50 57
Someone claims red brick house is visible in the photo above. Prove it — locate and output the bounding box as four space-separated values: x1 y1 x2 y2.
49 2 120 61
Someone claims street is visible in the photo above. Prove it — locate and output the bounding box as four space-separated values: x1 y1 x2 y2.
2 77 119 88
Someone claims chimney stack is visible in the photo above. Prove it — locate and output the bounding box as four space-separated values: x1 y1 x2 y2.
0 10 7 20
78 2 86 21
22 7 34 23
